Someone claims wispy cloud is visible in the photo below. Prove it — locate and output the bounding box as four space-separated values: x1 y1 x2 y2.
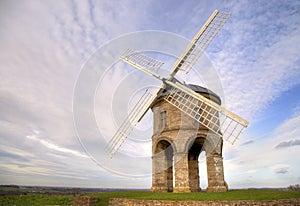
1 0 168 186
275 139 300 149
0 0 148 186
208 1 300 119
241 140 254 146
273 111 300 143
26 134 88 158
272 164 291 175
224 107 300 188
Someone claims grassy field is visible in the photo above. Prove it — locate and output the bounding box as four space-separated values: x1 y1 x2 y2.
0 190 299 206
0 194 73 206
92 190 300 206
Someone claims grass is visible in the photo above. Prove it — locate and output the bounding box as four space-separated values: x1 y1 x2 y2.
0 194 73 206
91 190 300 206
0 190 299 206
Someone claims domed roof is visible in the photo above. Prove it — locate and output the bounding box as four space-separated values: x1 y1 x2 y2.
186 84 221 104
158 82 221 105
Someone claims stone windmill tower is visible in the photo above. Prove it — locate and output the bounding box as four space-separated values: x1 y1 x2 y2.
151 84 227 192
106 10 249 192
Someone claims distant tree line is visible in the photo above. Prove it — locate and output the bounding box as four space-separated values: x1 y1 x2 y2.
288 184 300 191
0 185 20 188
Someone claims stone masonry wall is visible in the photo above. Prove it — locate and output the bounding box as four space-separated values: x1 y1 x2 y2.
109 198 300 206
151 94 227 192
151 97 199 192
73 195 98 206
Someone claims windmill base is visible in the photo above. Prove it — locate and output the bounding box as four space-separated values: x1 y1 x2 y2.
173 186 191 193
206 185 228 192
151 187 169 192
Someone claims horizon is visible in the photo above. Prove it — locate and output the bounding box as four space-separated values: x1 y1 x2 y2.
0 184 291 190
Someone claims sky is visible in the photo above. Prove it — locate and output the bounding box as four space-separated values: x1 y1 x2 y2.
0 0 300 189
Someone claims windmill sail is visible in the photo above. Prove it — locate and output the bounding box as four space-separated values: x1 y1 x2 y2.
120 49 165 80
106 10 248 158
106 89 158 157
105 50 167 157
170 10 231 78
164 80 248 144
120 49 164 72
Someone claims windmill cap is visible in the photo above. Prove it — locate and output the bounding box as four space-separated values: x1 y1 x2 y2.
186 84 221 105
158 83 221 105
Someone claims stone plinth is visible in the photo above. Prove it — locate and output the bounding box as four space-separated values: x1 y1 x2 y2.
73 195 98 206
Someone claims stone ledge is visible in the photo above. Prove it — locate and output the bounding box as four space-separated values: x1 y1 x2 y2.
109 198 300 206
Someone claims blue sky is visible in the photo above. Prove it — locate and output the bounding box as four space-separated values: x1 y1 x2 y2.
0 0 300 189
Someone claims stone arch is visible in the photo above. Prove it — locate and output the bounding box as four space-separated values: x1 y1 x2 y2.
153 136 177 154
188 137 205 159
185 134 225 192
152 138 175 192
187 136 205 192
185 132 223 156
184 131 208 153
204 134 223 157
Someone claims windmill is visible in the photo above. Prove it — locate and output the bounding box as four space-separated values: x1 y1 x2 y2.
105 10 249 158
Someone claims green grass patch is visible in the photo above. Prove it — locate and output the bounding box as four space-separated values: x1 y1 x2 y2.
0 190 299 206
0 194 73 206
90 190 300 206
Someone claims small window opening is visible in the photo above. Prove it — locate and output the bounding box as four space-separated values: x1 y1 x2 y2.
160 111 166 129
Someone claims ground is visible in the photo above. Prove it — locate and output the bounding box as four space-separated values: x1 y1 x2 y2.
0 187 300 206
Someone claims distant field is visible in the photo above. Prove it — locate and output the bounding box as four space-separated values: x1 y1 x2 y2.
0 189 299 206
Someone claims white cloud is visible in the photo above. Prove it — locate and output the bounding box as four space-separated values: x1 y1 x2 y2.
0 0 151 186
224 108 300 188
275 139 300 149
26 133 88 158
272 164 291 175
208 1 300 120
273 112 300 143
0 164 52 177
0 144 34 159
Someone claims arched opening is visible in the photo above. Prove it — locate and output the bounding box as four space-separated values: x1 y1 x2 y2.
198 151 208 190
188 137 205 192
153 139 174 192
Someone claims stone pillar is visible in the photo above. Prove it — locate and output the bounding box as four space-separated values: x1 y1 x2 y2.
173 153 191 192
166 153 173 192
206 154 228 192
151 155 168 192
188 157 200 192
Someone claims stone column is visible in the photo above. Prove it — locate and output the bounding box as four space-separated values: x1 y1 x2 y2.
206 154 228 192
166 159 173 192
188 157 200 192
151 155 168 192
165 148 173 192
173 153 191 192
